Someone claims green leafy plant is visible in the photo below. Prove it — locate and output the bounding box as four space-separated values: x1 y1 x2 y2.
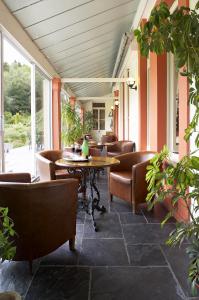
0 207 16 262
83 110 94 135
135 1 199 295
61 102 83 146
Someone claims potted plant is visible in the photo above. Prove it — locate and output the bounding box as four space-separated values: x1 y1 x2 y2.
61 102 83 147
134 1 199 295
83 110 94 135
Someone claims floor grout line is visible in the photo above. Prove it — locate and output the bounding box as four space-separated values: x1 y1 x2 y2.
23 262 40 300
118 212 131 265
88 267 92 300
141 209 149 223
159 244 187 300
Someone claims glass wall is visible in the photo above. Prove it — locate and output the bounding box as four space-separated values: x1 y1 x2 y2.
3 38 33 173
0 36 51 176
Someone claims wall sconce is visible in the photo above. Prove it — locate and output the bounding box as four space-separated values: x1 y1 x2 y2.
127 78 137 90
114 100 119 106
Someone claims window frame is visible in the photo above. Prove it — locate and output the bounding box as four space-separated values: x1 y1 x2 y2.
92 102 106 131
0 32 52 175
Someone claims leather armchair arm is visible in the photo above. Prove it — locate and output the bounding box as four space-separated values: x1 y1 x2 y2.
0 173 31 183
132 160 150 183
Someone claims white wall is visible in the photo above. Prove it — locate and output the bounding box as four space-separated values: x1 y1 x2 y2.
115 46 138 147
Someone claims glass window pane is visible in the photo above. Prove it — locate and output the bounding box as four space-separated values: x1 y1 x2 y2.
93 109 98 118
3 38 33 173
36 69 44 151
100 120 105 130
93 120 98 130
100 109 105 119
35 68 51 152
92 103 105 108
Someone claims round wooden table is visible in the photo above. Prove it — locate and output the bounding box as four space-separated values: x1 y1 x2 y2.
56 156 120 231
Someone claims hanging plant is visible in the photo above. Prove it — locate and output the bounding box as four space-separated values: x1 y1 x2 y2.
135 1 199 295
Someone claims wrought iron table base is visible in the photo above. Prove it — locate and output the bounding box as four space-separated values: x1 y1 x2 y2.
69 167 106 231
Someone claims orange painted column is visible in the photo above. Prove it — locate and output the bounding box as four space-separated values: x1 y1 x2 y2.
178 1 189 159
114 90 119 138
52 78 61 150
149 53 167 152
175 0 190 221
69 96 76 108
138 19 147 151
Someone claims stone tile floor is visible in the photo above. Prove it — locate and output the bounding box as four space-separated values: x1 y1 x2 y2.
0 172 198 300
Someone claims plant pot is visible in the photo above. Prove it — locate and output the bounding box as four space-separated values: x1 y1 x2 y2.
0 292 21 300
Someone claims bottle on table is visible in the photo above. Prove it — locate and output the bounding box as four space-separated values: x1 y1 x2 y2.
81 135 89 158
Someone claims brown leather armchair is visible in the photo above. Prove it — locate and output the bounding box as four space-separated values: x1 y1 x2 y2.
36 150 80 181
106 141 136 157
0 173 78 270
101 134 117 144
109 151 155 213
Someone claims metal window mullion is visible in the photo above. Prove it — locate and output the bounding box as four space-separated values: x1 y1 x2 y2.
31 64 36 175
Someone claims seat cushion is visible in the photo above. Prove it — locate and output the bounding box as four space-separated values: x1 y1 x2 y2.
110 171 132 184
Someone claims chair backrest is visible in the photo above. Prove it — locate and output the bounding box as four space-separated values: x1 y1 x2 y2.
0 178 78 262
36 150 62 181
101 134 117 144
120 141 136 153
112 151 155 171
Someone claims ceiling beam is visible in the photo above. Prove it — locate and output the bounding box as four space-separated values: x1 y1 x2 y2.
61 78 132 83
77 96 118 101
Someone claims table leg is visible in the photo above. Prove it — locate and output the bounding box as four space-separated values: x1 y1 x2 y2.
88 169 106 231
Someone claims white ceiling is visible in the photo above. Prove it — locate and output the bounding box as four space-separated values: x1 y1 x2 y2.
3 0 139 97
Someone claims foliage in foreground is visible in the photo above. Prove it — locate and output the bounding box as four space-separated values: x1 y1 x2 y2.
134 1 199 295
0 207 16 262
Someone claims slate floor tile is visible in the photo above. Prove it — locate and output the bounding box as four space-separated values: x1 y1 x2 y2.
25 266 90 300
110 196 132 213
91 267 185 300
0 260 39 299
123 223 175 244
40 242 79 266
84 213 123 238
79 239 129 266
142 204 176 224
76 211 86 224
127 244 167 266
119 212 146 224
161 244 199 298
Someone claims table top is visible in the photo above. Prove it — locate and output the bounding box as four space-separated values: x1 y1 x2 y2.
55 156 120 169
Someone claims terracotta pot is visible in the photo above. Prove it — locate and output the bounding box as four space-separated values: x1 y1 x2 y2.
0 292 21 300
